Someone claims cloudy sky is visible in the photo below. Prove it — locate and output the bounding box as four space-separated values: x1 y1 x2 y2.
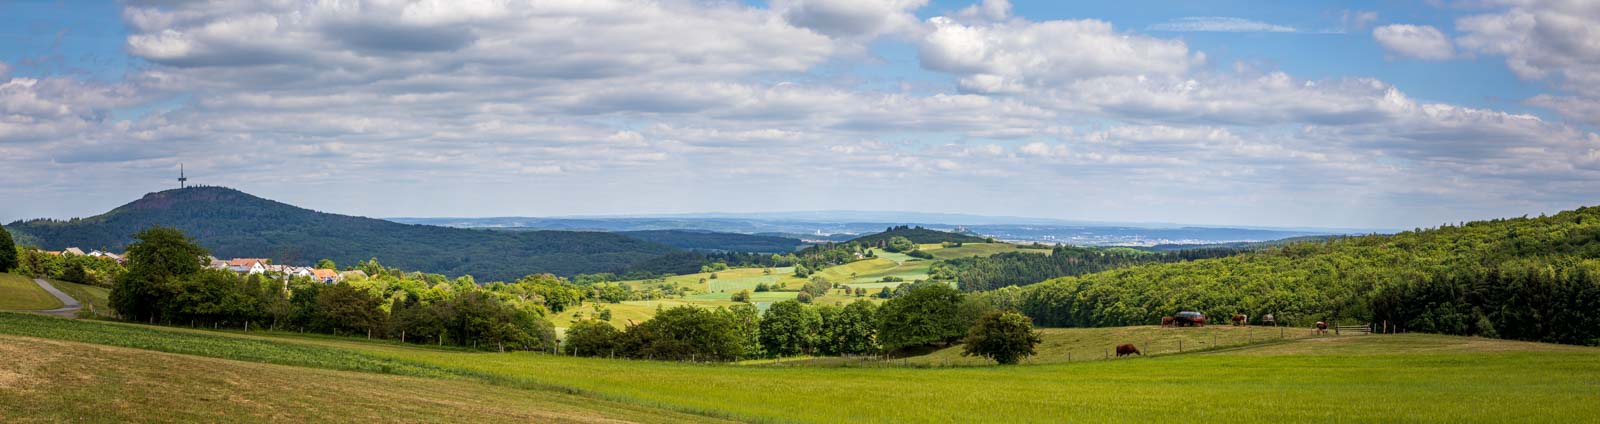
2 0 1597 229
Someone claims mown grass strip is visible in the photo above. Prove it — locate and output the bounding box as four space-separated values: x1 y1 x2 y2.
0 312 448 378
0 313 757 423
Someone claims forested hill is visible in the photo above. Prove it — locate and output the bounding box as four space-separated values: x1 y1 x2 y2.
850 225 988 245
1002 206 1600 346
616 230 804 253
5 187 675 281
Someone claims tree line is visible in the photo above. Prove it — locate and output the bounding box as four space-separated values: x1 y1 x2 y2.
990 207 1600 346
105 226 579 351
933 245 1249 292
563 281 1041 364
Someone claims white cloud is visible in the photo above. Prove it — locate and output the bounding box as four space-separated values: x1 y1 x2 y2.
920 17 1200 93
955 0 1011 22
1526 95 1600 125
772 0 928 38
1455 0 1600 96
1373 24 1456 60
1343 10 1380 31
1147 17 1297 33
5 0 1600 229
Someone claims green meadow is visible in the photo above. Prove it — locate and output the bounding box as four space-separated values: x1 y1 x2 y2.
0 273 63 310
3 312 1597 423
922 242 1053 260
0 333 724 424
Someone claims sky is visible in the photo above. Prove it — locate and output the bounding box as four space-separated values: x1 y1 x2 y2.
1 0 1597 229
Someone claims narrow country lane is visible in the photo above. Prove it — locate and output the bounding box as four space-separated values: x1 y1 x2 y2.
31 278 82 318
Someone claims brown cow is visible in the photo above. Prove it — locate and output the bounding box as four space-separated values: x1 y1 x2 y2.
1314 321 1328 335
1232 314 1248 326
1116 344 1142 357
1160 316 1175 327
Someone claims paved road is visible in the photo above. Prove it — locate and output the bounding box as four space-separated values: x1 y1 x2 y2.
31 278 82 318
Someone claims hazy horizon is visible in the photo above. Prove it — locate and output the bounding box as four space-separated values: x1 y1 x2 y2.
5 1 1598 230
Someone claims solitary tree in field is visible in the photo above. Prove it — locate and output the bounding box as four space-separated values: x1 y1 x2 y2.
0 224 16 272
731 289 751 302
961 311 1042 365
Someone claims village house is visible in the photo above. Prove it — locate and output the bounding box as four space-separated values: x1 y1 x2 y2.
88 250 126 264
311 268 339 284
63 247 85 256
266 265 314 278
226 258 270 275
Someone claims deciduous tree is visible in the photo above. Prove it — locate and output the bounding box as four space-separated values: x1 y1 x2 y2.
961 311 1042 365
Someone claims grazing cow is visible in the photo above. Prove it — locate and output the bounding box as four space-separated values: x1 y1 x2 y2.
1116 344 1142 357
1314 321 1328 335
1232 314 1248 326
1261 314 1276 326
1161 316 1175 327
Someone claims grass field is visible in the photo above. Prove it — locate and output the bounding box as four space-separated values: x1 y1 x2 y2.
815 249 935 285
341 335 1600 423
46 279 113 316
902 325 1314 365
0 273 63 310
0 334 724 424
590 244 1038 326
618 267 798 294
921 243 1052 260
5 312 1597 423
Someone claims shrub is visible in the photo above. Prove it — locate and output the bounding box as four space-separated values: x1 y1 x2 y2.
565 319 622 357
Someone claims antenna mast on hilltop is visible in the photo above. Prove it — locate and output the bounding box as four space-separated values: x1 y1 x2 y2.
179 163 188 189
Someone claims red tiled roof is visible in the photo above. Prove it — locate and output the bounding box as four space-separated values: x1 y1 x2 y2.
227 258 269 267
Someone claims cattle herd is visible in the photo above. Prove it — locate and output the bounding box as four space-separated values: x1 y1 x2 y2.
1119 312 1333 358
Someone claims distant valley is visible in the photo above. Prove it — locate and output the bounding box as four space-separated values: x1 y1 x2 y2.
391 214 1353 246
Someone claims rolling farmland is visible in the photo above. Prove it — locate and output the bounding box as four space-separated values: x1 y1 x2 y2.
1 313 1596 423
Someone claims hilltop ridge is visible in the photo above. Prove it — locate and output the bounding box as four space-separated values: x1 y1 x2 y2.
6 186 675 280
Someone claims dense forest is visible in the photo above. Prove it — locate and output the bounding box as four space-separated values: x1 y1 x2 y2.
849 225 988 245
6 187 676 281
935 246 1250 292
994 207 1600 346
616 230 804 253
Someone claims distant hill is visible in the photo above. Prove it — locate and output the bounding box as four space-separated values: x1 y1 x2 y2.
849 225 988 245
1135 235 1342 252
616 230 804 253
5 187 674 281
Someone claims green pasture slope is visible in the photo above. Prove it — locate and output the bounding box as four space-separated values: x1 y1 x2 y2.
3 312 1597 423
922 242 1052 260
0 334 723 424
0 273 63 310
